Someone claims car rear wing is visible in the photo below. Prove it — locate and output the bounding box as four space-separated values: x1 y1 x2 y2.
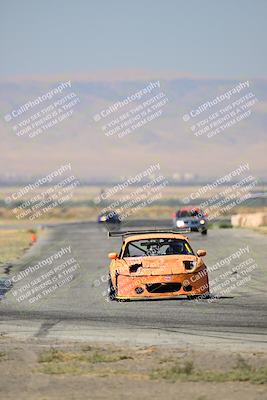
108 228 191 238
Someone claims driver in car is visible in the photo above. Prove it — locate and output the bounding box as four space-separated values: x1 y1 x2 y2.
166 242 184 255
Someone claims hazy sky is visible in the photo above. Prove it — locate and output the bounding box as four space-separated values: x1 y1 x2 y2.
0 0 266 78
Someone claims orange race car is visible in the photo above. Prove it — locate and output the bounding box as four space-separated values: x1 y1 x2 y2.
107 230 210 301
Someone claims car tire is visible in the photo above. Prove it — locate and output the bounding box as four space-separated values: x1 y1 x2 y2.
201 229 207 235
108 275 116 301
117 298 130 302
187 295 198 300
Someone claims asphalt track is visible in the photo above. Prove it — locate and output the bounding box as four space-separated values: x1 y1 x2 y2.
0 222 267 351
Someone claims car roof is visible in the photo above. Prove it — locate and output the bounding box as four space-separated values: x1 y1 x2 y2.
124 233 189 243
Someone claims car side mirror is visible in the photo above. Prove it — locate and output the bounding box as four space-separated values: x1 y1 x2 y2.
108 252 118 260
197 249 206 257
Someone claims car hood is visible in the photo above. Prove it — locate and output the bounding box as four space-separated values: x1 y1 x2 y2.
117 255 199 276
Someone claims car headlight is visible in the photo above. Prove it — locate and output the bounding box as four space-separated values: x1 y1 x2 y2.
200 219 205 224
176 220 185 228
100 216 107 221
184 261 197 270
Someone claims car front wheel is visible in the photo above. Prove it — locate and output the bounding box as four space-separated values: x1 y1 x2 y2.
108 275 116 301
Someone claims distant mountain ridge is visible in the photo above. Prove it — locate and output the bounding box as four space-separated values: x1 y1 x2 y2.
0 75 266 179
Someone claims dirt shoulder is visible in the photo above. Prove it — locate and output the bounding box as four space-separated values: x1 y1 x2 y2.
0 337 266 400
0 228 39 279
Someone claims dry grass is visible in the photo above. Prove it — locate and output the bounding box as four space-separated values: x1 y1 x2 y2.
39 348 132 364
0 229 33 265
1 205 266 224
1 340 266 400
36 347 267 384
0 351 7 361
0 205 174 222
0 184 266 223
38 347 133 375
150 356 267 384
252 226 267 235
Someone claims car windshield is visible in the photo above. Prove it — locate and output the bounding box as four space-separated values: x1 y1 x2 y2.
177 210 202 218
123 238 194 257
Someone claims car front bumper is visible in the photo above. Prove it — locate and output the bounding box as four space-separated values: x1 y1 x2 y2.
174 220 208 232
116 270 209 299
